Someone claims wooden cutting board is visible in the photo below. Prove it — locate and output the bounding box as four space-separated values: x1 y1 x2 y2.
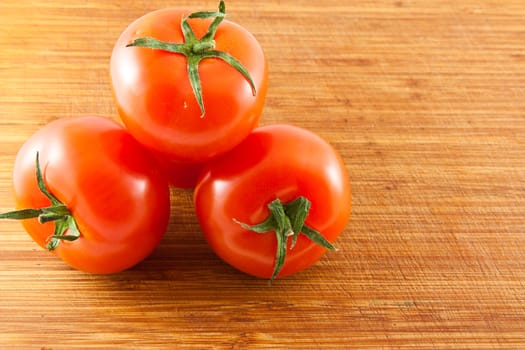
1 0 524 348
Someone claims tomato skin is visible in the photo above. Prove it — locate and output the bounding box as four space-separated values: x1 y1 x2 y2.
193 125 351 279
152 153 206 189
110 8 268 165
12 116 171 273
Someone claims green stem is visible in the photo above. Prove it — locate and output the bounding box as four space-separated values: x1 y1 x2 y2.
192 40 216 54
126 0 256 117
0 152 81 250
234 196 337 284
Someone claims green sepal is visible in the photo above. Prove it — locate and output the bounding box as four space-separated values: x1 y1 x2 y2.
203 50 257 95
45 215 81 250
283 196 310 249
0 152 81 251
233 196 338 283
0 208 42 220
189 0 226 20
126 37 186 54
187 55 206 117
301 225 338 252
35 152 60 205
196 0 226 42
181 13 198 43
233 216 275 233
271 217 288 283
46 215 81 250
267 200 294 282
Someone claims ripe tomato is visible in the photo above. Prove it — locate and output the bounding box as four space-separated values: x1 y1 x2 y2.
0 116 171 273
110 1 268 187
193 125 351 281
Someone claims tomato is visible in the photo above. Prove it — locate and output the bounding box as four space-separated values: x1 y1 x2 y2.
0 116 171 274
110 1 268 186
193 124 351 281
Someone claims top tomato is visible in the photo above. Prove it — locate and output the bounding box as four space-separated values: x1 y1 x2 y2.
110 1 268 164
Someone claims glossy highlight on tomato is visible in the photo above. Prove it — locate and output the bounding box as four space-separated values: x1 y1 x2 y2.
110 2 268 172
194 124 351 281
4 116 171 274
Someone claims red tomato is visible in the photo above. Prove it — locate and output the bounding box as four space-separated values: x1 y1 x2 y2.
110 1 268 185
1 117 171 273
193 124 351 281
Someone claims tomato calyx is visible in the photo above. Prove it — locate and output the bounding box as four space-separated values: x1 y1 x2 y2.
0 152 80 250
233 196 337 283
126 0 257 117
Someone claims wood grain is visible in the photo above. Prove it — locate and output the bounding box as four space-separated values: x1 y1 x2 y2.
1 0 525 348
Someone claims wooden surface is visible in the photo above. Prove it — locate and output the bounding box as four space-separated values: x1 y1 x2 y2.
1 0 525 348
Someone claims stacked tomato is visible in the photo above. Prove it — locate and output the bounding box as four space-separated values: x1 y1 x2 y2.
0 1 350 282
